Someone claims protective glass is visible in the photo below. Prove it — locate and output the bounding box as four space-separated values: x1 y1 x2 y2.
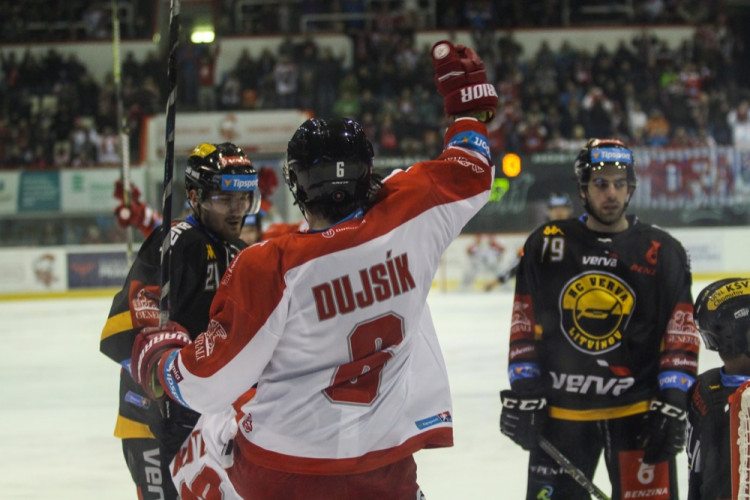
202 193 253 214
590 177 629 191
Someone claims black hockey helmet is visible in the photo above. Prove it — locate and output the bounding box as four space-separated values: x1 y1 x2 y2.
284 117 374 207
694 277 750 356
185 142 260 214
547 192 573 209
574 138 636 187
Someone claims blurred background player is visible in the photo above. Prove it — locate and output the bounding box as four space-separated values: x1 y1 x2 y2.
461 233 505 291
113 179 162 238
127 40 497 499
500 138 698 499
240 211 263 245
545 192 574 221
687 277 750 500
484 192 573 291
99 142 260 499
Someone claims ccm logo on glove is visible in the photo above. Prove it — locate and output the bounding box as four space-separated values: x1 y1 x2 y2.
501 395 546 411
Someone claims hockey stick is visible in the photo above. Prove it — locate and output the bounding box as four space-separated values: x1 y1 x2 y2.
539 437 611 500
159 0 180 327
111 0 134 265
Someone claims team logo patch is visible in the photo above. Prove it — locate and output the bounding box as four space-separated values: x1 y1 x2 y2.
535 486 554 500
559 271 635 354
241 414 253 433
194 319 228 360
432 43 450 59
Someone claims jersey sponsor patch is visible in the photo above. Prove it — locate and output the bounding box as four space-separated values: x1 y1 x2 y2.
445 131 491 159
559 271 635 354
124 390 151 409
664 303 700 355
591 147 633 165
658 370 695 392
221 174 258 192
508 362 541 383
414 411 452 430
129 284 160 326
659 354 698 371
510 295 534 342
550 370 635 396
704 278 750 309
618 450 670 499
162 350 191 408
194 319 228 361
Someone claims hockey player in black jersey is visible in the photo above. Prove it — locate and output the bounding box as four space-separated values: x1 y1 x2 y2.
100 142 260 499
687 277 750 500
500 138 699 499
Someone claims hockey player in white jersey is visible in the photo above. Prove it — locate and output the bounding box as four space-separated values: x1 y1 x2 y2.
130 40 498 499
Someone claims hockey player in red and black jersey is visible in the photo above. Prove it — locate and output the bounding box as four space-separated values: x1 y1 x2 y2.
687 278 750 500
500 138 699 499
99 142 260 499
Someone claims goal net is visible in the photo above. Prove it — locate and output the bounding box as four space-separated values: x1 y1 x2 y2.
730 380 750 499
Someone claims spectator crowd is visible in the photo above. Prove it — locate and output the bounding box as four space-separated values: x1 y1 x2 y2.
0 0 749 171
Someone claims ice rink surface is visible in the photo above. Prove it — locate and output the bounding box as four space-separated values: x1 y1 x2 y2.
0 281 722 499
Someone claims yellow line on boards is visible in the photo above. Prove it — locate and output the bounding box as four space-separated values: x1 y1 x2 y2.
0 288 120 302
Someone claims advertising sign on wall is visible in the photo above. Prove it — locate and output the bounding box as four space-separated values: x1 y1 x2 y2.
17 171 60 213
67 250 130 289
60 167 147 213
0 247 67 293
0 171 20 215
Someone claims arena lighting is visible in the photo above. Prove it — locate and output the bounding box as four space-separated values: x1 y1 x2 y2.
191 28 215 44
489 178 509 202
502 153 521 177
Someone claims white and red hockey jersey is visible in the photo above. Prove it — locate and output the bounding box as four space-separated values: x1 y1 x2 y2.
157 118 494 475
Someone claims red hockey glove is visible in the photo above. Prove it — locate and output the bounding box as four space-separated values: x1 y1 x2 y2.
114 179 142 203
636 399 687 464
114 200 160 237
432 40 498 122
114 200 145 228
500 389 547 451
131 322 191 400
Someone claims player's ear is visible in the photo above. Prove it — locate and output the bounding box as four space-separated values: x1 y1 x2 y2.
188 189 199 208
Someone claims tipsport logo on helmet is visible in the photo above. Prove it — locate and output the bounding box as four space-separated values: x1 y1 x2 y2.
559 271 635 354
222 174 258 191
591 147 633 164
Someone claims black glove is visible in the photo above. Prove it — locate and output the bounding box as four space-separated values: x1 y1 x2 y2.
150 400 201 457
500 389 547 451
636 399 687 464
